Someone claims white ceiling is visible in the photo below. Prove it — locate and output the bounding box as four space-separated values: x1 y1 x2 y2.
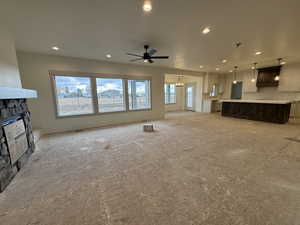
2 0 300 72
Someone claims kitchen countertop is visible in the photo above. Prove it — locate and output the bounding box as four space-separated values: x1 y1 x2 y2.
219 99 292 104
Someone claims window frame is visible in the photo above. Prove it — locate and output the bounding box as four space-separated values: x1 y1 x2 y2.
164 83 177 105
127 79 152 111
49 71 152 118
96 77 127 113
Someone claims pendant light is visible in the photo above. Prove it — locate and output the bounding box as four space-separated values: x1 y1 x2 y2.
175 76 184 87
233 66 238 84
274 58 282 81
251 62 257 83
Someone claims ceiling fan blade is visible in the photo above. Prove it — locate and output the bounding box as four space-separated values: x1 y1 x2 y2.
148 59 154 63
126 53 143 57
130 58 143 62
150 56 169 59
148 48 157 56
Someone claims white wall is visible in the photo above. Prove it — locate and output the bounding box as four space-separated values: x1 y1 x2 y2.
18 52 202 134
223 62 300 117
0 29 22 88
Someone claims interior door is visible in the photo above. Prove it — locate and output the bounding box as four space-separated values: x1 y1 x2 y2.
185 83 196 111
231 81 243 99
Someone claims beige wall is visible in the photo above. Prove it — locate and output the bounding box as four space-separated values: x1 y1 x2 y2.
18 52 202 134
0 29 22 88
223 63 300 117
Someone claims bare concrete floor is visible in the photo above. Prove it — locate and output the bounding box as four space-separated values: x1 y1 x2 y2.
1 112 300 225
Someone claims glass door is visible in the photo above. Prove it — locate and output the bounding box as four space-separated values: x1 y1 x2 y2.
185 83 196 111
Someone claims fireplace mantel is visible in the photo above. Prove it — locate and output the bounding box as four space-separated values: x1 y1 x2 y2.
0 87 37 99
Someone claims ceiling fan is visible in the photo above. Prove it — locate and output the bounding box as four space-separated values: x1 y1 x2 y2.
126 45 169 63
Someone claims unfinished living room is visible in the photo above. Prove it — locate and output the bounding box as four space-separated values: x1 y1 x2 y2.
0 1 300 225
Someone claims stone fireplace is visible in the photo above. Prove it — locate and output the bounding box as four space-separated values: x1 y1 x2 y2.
0 99 35 192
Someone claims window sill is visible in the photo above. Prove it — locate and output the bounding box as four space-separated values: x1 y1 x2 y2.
165 103 177 105
128 108 152 112
56 108 152 118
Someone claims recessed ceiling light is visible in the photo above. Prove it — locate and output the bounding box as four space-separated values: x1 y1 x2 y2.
199 65 204 69
143 0 152 12
251 66 255 69
106 54 112 58
52 46 59 51
229 70 233 73
222 59 227 63
251 78 256 83
202 27 211 34
216 68 220 71
255 51 262 55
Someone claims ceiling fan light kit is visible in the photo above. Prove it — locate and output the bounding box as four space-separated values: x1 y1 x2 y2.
127 45 169 64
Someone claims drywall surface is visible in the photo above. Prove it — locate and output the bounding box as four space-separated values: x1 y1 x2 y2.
0 30 22 88
18 52 203 133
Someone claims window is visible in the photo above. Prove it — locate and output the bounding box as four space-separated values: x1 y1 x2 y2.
53 75 94 116
128 80 151 110
209 84 219 97
164 84 176 104
52 73 152 117
96 78 125 113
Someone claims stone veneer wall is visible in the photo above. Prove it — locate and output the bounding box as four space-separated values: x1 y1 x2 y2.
0 99 35 192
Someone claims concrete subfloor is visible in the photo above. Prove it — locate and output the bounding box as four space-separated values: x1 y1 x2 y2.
1 112 300 225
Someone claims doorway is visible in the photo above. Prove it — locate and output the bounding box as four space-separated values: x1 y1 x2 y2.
185 83 196 111
231 81 243 99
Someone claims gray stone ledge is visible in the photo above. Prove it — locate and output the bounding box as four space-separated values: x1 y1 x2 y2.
0 87 37 99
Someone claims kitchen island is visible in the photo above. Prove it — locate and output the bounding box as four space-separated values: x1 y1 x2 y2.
220 99 292 124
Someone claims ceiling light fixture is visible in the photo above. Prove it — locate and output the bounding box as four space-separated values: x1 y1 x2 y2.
144 59 148 63
216 68 220 71
175 76 184 87
255 51 262 55
106 54 112 58
229 70 233 73
280 61 286 65
199 65 204 69
143 0 152 12
251 62 257 83
52 46 59 51
202 27 211 34
236 42 242 48
222 59 227 63
233 66 238 84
